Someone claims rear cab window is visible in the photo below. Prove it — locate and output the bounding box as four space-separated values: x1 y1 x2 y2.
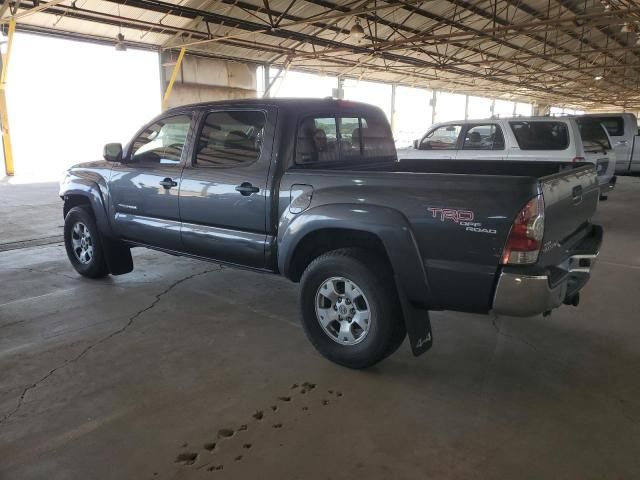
509 121 569 150
295 112 395 166
576 118 612 152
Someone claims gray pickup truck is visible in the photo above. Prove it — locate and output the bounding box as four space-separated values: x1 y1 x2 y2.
60 98 603 368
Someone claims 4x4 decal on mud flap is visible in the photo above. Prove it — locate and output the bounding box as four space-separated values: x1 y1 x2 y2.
427 207 497 235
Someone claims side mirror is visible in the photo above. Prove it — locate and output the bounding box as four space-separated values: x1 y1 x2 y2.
413 139 420 149
103 143 123 162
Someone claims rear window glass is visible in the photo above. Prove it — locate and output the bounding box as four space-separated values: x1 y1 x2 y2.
509 121 569 150
576 119 612 152
594 117 624 137
296 114 395 166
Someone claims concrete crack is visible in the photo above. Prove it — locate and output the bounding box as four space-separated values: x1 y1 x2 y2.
0 266 222 425
490 314 538 352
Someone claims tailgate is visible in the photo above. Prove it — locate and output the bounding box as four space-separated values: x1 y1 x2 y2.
537 164 599 266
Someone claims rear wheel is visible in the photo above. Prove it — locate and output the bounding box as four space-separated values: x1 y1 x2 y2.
64 206 109 278
299 249 406 368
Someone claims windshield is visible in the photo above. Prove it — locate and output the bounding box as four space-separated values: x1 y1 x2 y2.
576 119 611 152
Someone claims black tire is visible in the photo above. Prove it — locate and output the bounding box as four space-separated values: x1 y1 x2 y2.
299 248 406 369
64 206 109 279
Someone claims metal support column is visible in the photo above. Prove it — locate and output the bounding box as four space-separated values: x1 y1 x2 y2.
390 83 397 133
263 64 270 98
162 47 186 111
464 94 469 120
0 19 16 176
430 90 437 125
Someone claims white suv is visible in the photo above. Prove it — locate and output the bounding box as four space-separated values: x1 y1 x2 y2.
398 116 617 198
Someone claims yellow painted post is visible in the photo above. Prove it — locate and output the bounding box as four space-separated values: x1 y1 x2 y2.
162 47 186 111
0 19 16 176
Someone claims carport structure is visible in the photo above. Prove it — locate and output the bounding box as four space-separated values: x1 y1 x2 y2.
5 0 640 111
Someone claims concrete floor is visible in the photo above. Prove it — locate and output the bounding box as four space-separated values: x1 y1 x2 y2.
1 176 639 479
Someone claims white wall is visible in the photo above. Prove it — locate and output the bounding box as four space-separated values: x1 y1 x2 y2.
268 68 337 98
5 33 161 180
434 92 466 123
394 86 432 148
343 79 393 120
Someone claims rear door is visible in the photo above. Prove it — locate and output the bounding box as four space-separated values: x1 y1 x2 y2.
455 123 506 160
575 118 615 186
178 108 275 268
596 115 631 169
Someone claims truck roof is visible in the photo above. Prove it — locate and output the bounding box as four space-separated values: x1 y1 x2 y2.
166 97 386 116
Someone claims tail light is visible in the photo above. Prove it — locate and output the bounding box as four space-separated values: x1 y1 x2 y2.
501 194 545 265
572 156 585 163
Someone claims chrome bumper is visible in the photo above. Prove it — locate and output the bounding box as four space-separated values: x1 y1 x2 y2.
492 253 599 317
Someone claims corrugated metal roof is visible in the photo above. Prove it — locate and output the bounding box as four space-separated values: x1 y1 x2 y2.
7 0 640 110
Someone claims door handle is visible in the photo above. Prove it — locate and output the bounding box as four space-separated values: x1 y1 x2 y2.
159 178 178 189
235 182 259 196
572 185 583 204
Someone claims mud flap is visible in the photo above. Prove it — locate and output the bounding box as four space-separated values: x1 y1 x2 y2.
101 235 134 275
395 276 433 356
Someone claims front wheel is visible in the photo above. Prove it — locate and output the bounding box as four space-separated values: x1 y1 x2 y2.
299 249 406 369
64 206 109 278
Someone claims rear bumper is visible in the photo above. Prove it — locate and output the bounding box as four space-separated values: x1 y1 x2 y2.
600 175 617 194
492 225 603 317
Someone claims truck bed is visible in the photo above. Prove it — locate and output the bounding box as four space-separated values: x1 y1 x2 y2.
283 158 599 313
343 158 581 179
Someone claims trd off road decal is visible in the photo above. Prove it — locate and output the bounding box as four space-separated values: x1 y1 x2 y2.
427 207 497 235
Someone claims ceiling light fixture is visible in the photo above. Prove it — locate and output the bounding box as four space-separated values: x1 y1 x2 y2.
115 4 127 51
115 33 127 51
621 22 634 33
350 19 365 40
594 75 604 81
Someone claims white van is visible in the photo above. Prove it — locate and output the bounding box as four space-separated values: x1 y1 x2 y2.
397 116 617 197
581 113 640 173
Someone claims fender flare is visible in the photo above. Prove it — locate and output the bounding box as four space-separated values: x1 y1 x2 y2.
61 179 133 275
61 178 113 237
278 204 434 355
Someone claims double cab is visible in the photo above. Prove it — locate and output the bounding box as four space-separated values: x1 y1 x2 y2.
60 99 603 368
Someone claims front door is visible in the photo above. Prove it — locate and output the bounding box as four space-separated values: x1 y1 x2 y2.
109 113 193 250
412 124 463 160
178 108 274 268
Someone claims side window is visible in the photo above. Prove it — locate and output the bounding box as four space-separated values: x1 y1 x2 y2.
510 121 569 150
462 124 505 150
296 117 339 164
598 117 624 137
195 110 266 167
295 114 395 165
420 125 462 150
130 115 191 166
